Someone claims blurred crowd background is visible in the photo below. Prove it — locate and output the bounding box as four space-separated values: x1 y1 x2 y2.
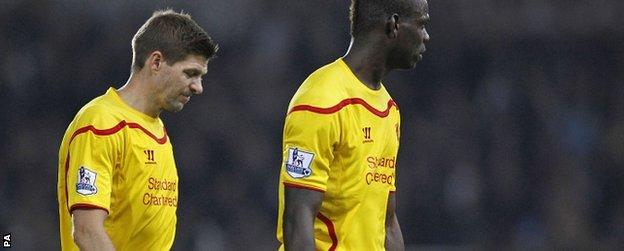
1 0 623 250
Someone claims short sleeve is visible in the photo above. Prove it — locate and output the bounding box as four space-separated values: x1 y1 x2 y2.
280 111 340 192
66 130 118 214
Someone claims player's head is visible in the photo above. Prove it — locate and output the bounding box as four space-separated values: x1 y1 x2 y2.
350 0 430 69
131 9 218 113
131 9 217 73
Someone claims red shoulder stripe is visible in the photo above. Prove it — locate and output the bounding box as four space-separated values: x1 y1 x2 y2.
64 120 167 212
69 120 167 145
317 213 338 251
289 98 398 118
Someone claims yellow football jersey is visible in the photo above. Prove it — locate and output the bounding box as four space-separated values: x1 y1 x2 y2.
277 58 401 250
58 88 178 250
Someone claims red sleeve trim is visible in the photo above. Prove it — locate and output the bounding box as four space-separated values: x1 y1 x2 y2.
283 182 325 193
317 213 338 251
289 98 398 118
389 190 396 194
69 203 110 215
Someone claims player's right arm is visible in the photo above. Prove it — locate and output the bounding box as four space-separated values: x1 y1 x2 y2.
72 209 115 251
63 109 119 249
283 187 323 251
280 88 341 250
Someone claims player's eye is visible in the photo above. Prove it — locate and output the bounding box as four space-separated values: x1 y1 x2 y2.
184 70 199 79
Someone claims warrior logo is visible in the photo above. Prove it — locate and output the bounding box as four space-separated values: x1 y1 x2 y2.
76 166 97 195
285 148 314 178
362 126 373 143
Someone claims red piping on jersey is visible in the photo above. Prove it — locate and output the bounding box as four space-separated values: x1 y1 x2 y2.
69 120 168 145
317 213 338 251
64 120 167 211
289 98 398 118
283 182 326 193
70 203 110 215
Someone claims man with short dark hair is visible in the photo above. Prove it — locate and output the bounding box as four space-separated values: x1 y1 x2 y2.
277 0 430 250
57 9 217 250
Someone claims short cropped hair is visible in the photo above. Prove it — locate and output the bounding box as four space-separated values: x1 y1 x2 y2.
131 9 218 71
350 0 417 38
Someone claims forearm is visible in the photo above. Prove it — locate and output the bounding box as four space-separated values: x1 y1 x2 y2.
73 226 115 251
283 216 316 251
283 187 323 251
72 209 115 251
385 214 405 251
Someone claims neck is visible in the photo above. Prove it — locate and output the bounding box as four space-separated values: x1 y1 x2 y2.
116 72 161 118
342 37 390 90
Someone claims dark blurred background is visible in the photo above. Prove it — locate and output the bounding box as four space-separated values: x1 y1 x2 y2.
1 0 624 250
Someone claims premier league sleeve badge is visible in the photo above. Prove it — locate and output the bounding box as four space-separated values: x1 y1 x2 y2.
76 166 98 195
285 148 314 178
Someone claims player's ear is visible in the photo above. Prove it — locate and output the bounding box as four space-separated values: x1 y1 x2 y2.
386 14 400 39
147 51 164 72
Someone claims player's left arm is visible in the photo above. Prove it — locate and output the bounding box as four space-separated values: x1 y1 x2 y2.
385 192 405 251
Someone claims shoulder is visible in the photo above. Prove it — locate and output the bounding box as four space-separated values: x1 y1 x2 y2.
288 60 348 110
70 95 123 130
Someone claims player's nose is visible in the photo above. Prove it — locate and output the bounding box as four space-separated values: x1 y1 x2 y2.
423 28 430 43
190 81 203 95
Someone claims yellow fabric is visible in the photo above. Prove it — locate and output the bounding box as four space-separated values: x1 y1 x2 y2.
277 59 401 250
58 88 178 250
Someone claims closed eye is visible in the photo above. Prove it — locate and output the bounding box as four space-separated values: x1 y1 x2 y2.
418 15 430 27
183 69 202 78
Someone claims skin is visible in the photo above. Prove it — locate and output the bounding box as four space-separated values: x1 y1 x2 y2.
117 51 208 118
283 188 323 251
71 52 208 250
344 0 430 90
283 1 429 250
72 209 115 251
385 193 405 251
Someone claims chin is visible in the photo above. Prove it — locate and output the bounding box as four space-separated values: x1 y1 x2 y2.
396 61 418 70
164 103 184 113
401 55 421 69
408 55 423 68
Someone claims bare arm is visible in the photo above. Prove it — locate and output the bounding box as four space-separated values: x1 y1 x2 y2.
283 187 324 251
72 208 116 251
385 192 405 251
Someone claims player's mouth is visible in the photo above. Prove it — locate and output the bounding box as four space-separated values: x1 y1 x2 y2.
416 48 426 61
180 94 191 103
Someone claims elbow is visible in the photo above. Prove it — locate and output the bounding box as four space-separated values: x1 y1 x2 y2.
72 221 100 248
72 230 84 248
72 224 89 247
70 208 112 249
282 215 298 245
